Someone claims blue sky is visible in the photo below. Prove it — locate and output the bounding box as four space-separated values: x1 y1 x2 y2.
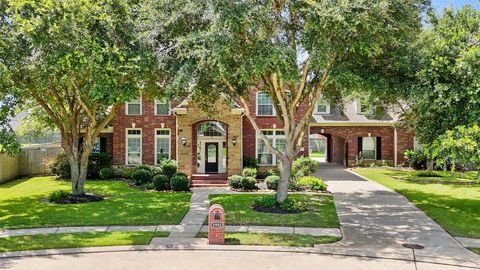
432 0 479 10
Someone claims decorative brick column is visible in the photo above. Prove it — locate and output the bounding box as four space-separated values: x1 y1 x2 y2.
208 204 225 245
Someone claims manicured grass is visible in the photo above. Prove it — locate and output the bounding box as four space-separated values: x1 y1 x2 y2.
353 168 480 238
196 232 340 247
0 177 191 230
209 194 339 228
0 231 169 252
310 151 325 158
469 248 480 255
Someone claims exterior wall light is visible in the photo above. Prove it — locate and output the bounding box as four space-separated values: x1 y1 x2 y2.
320 128 325 134
232 136 237 146
368 133 372 137
181 137 187 145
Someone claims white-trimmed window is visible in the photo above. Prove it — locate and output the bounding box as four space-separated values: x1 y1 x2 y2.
256 92 275 116
92 137 101 153
155 98 170 115
315 99 331 114
126 129 142 165
361 137 377 160
356 99 369 114
414 137 423 151
256 130 286 165
155 129 171 164
126 97 142 115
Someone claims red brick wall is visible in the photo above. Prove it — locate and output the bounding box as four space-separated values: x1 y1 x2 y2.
242 89 309 161
112 96 177 165
310 126 415 166
331 135 345 165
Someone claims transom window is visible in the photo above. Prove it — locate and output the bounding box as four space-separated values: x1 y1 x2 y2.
155 129 170 164
126 97 141 115
198 121 227 137
256 130 286 166
155 98 170 115
126 129 142 165
256 92 274 116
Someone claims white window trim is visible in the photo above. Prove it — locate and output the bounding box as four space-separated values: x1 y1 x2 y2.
126 96 142 116
256 91 276 116
315 99 331 115
154 128 171 165
361 136 377 160
154 98 171 116
125 128 142 166
255 129 286 166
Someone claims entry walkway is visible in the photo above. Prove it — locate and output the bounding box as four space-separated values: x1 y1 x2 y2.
316 162 480 267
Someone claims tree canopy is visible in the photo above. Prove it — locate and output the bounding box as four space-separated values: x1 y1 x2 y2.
406 6 480 144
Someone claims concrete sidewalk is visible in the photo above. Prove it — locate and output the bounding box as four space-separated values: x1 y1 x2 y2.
315 162 480 268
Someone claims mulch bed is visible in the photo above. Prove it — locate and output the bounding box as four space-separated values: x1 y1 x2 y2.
251 205 307 214
52 193 104 204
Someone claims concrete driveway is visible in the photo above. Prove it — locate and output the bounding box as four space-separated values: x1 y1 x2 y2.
316 162 480 268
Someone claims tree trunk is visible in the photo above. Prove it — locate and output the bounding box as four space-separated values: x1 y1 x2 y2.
277 158 293 204
427 161 434 171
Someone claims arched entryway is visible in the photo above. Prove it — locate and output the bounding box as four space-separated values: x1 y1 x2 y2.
194 121 228 174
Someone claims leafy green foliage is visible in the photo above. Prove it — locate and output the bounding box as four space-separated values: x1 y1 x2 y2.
241 176 257 190
265 175 280 190
228 175 243 189
406 6 480 144
50 153 72 179
253 195 306 213
292 157 319 179
242 167 257 178
161 160 178 179
131 169 153 186
296 176 328 191
99 168 114 180
170 174 189 191
48 190 71 202
413 171 442 178
404 150 428 170
243 156 258 169
153 175 170 191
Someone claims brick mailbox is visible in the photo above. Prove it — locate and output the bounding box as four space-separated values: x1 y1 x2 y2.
208 204 225 245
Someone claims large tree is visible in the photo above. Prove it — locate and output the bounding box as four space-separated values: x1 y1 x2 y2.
138 0 427 202
406 6 480 145
1 0 157 195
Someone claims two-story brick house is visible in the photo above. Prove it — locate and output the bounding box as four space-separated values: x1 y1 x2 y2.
93 89 416 186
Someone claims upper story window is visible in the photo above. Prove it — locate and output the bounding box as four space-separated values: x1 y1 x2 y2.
126 97 142 115
315 99 331 114
356 99 369 115
155 98 170 115
256 92 275 116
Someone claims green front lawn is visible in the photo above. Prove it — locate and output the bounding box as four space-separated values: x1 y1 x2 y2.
209 194 339 228
0 177 191 229
310 151 325 158
353 168 480 238
196 232 340 247
0 231 169 252
469 248 480 255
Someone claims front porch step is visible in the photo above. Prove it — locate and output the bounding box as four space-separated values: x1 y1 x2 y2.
190 174 228 187
191 173 228 180
190 182 229 187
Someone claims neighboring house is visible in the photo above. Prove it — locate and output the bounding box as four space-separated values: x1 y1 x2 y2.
93 90 415 186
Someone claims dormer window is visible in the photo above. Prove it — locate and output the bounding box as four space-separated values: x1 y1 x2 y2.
356 99 369 114
126 97 142 115
315 99 331 114
155 98 170 115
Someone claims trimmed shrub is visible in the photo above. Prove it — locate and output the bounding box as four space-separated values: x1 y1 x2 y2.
265 175 280 190
171 174 189 191
296 176 327 191
50 153 71 179
404 150 427 170
120 167 135 179
153 174 170 190
99 167 114 180
252 195 306 213
292 157 318 179
173 172 188 179
132 169 152 186
242 167 257 178
228 175 243 189
414 171 442 178
241 176 257 190
49 190 71 202
161 160 178 179
88 153 112 178
243 156 258 169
